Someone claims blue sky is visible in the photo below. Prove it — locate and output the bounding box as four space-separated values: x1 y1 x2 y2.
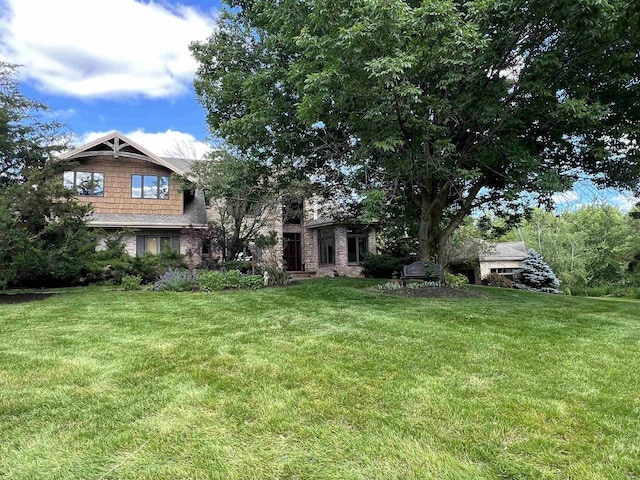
1 0 222 158
1 0 637 212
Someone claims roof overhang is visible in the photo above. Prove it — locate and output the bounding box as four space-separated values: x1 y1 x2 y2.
88 221 207 229
480 255 528 262
305 218 378 229
61 131 192 178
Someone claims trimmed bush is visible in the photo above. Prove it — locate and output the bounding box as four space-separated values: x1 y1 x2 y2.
199 270 263 291
361 253 409 278
482 273 513 288
153 268 198 292
446 273 469 287
120 274 142 291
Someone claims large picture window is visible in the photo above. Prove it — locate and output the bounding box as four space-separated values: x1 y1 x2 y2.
132 174 169 199
63 171 104 197
318 228 335 265
347 228 368 264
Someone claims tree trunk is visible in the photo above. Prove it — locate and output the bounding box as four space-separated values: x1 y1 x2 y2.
417 178 481 267
418 185 447 264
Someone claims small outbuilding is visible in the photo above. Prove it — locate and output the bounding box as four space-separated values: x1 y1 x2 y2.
448 240 529 284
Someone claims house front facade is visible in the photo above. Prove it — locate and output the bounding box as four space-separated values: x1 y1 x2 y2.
62 132 375 277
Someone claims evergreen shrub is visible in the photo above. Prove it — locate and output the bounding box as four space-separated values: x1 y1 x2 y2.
513 249 561 294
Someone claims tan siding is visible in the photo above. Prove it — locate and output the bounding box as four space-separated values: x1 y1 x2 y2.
68 156 183 215
479 260 524 279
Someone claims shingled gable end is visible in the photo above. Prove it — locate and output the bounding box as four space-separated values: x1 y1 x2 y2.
61 132 207 259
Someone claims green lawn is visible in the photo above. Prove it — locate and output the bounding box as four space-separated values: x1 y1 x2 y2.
1 279 638 479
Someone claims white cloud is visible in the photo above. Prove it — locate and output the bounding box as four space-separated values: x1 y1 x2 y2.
609 193 640 213
41 107 77 121
552 190 580 204
0 0 216 99
78 129 211 159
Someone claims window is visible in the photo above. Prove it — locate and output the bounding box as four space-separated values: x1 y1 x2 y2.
136 235 179 255
491 268 519 274
132 174 169 199
318 228 335 265
347 228 368 263
63 171 104 196
283 198 303 224
490 267 519 281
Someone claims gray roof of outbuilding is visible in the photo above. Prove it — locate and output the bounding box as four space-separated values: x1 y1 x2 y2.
480 241 528 261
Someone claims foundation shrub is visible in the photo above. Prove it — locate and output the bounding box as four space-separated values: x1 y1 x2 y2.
361 253 409 278
482 273 513 288
199 270 263 291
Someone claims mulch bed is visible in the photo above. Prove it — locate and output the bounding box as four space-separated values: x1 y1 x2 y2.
375 286 487 299
0 293 54 304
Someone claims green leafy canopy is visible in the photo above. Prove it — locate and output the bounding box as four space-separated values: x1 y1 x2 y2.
192 0 640 261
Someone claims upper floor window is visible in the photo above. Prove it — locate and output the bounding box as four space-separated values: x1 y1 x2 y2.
283 197 304 224
132 174 169 199
63 171 104 197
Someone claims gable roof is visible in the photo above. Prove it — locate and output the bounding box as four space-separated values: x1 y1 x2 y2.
480 241 528 262
60 131 195 177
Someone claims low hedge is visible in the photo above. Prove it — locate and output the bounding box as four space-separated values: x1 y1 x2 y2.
199 270 263 291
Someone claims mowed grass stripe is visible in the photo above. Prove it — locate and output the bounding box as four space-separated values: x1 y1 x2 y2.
0 279 638 479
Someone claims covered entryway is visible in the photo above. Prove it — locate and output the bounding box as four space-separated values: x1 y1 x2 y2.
283 232 302 271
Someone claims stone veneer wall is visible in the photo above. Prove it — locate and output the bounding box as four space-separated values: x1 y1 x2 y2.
187 195 377 277
69 155 183 215
310 226 377 277
99 230 199 264
478 260 524 280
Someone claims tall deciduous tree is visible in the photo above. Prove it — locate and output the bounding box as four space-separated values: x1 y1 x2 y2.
192 0 640 263
0 62 95 288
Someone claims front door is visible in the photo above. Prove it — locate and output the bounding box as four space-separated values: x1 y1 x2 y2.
283 233 302 271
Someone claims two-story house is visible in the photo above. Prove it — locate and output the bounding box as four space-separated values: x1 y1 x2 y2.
60 132 207 259
62 132 376 277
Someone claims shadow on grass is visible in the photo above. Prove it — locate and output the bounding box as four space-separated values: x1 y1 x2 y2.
0 293 54 304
